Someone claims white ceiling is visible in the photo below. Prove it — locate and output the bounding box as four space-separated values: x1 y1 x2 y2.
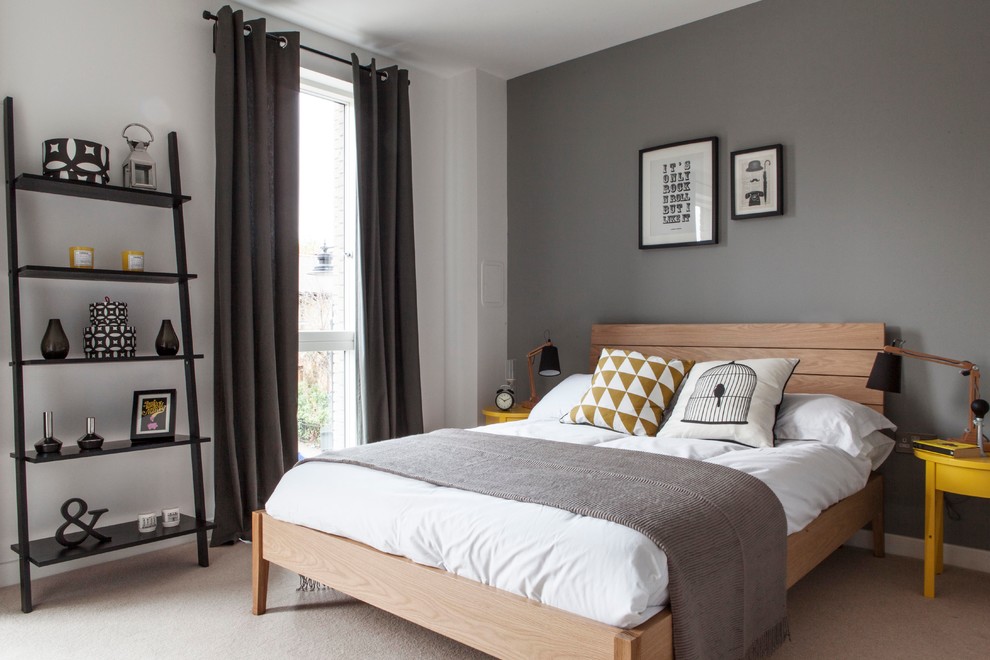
237 0 760 79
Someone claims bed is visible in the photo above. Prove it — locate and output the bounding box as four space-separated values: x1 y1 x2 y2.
252 322 888 659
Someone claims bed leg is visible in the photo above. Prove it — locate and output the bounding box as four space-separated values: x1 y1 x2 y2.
614 632 638 660
871 477 885 558
872 509 885 557
614 608 670 660
252 510 270 615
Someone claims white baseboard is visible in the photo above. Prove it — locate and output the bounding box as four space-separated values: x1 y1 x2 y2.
845 530 990 574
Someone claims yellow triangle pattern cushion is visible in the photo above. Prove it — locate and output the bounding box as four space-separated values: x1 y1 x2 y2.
563 348 693 436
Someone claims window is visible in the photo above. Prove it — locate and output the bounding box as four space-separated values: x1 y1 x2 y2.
298 69 358 456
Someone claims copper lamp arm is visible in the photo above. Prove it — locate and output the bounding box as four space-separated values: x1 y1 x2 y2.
883 345 975 371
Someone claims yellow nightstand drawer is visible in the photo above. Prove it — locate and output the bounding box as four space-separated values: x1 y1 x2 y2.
481 406 531 425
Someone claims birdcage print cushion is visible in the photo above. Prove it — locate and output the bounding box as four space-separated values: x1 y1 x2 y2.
658 357 799 448
682 362 758 424
562 348 693 436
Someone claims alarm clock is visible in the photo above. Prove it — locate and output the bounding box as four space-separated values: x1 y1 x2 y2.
495 384 515 411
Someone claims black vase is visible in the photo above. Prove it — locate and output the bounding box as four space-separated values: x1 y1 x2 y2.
155 319 180 356
41 318 69 359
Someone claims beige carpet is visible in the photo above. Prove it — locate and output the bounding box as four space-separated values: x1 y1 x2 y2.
2 542 988 659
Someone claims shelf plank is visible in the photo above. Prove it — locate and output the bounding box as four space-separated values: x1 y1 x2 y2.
18 265 197 283
11 434 211 463
15 353 204 366
11 515 215 567
13 173 190 208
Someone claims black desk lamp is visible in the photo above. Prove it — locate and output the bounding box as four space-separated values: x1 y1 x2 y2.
521 331 560 409
867 340 982 445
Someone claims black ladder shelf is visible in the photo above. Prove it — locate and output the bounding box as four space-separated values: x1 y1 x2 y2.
3 97 213 612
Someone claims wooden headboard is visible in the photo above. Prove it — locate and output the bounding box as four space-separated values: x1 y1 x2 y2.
590 323 885 413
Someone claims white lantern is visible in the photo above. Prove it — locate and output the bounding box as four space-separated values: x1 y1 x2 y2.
121 123 157 190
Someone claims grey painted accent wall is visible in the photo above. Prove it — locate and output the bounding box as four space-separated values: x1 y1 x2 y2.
507 0 990 550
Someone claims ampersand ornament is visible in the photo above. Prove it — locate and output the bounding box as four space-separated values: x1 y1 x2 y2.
54 498 112 548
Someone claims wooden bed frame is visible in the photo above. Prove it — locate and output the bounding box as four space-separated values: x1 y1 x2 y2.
252 322 887 659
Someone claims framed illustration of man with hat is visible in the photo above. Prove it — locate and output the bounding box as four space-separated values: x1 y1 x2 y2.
731 144 783 219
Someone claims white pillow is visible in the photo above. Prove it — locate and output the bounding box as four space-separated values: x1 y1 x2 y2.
657 358 799 448
528 373 592 420
859 430 896 471
774 393 896 469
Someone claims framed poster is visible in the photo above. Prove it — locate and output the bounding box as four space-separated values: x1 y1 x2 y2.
130 389 177 441
731 144 783 219
639 136 718 249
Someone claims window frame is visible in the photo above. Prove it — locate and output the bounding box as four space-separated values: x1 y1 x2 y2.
298 68 359 450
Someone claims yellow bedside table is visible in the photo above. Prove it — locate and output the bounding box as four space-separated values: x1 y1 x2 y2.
913 447 990 597
481 406 531 425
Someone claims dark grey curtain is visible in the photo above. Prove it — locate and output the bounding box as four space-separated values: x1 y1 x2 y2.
351 56 423 443
212 6 299 545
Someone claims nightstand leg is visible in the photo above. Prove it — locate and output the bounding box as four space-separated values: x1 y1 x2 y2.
934 490 944 574
923 461 938 598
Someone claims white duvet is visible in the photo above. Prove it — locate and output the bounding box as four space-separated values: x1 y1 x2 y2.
265 419 872 628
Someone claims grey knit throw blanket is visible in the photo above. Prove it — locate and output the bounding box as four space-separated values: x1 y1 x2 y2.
302 429 789 659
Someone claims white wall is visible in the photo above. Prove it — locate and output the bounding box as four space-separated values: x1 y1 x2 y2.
443 70 508 428
475 72 508 418
0 0 469 589
0 0 218 590
443 72 480 428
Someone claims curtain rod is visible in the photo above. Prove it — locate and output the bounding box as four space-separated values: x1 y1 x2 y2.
202 10 387 79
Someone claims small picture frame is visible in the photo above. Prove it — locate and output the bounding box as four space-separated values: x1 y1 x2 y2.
731 144 783 219
130 389 177 441
639 136 719 249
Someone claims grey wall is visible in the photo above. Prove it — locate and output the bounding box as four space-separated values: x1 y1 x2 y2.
507 0 990 550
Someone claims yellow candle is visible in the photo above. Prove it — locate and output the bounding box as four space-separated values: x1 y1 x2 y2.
69 246 94 269
122 250 144 271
